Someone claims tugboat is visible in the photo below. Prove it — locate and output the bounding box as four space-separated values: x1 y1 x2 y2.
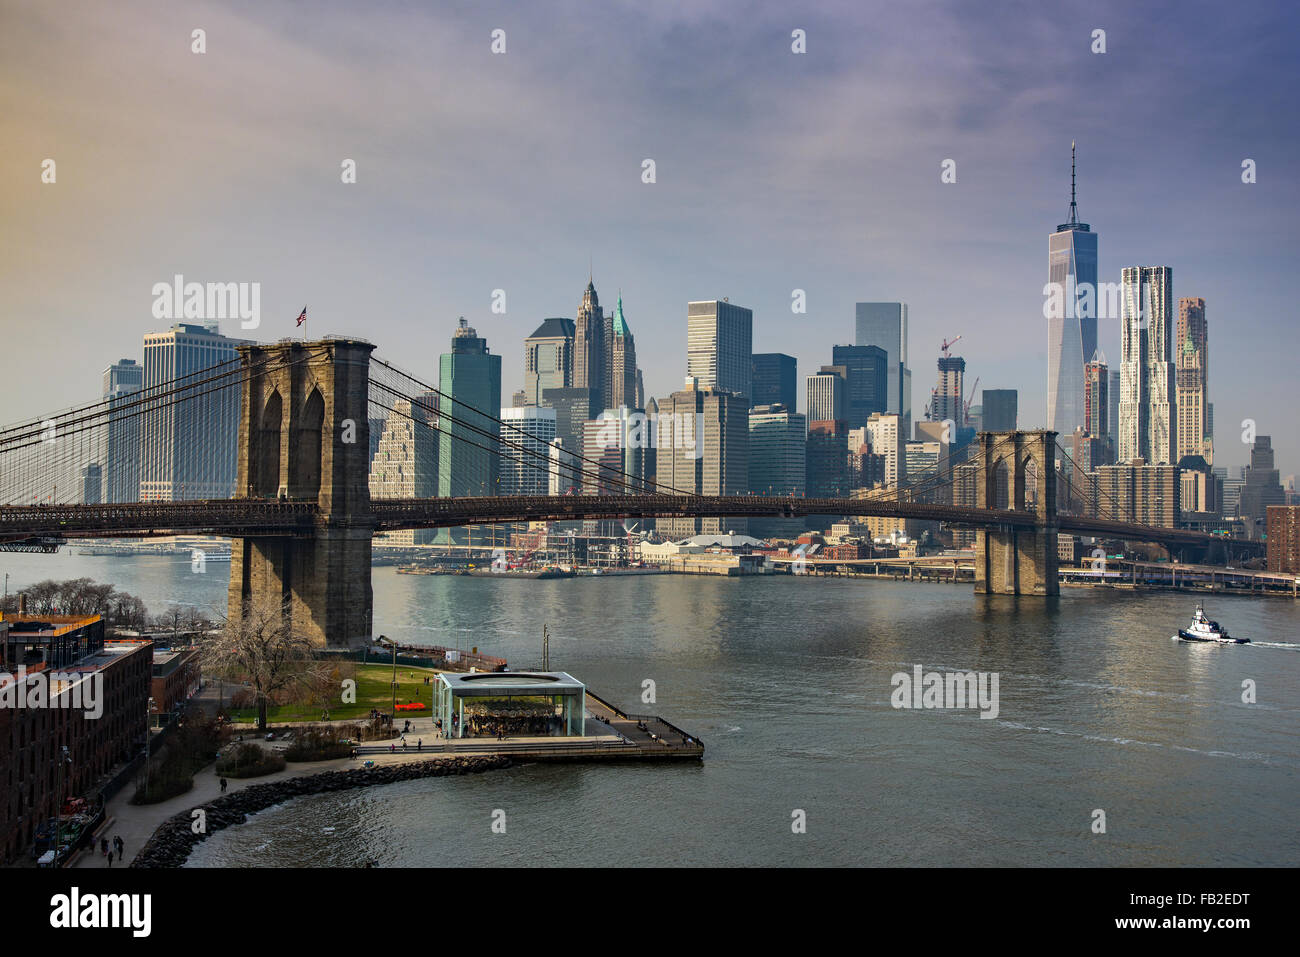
1175 604 1249 644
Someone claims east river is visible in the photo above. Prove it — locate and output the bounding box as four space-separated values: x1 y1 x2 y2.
3 551 1296 866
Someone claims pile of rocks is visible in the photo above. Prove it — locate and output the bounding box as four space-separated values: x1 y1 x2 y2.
131 754 513 868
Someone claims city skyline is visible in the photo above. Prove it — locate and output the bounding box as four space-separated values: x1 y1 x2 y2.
3 0 1298 479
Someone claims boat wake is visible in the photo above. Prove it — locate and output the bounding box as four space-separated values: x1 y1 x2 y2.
1245 640 1300 651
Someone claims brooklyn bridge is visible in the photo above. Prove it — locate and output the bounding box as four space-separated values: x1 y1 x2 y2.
0 338 1262 646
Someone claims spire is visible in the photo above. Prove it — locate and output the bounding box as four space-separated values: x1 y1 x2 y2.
612 292 629 336
1068 140 1078 225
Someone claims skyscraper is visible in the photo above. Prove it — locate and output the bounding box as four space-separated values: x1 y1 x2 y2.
369 394 439 545
687 300 753 399
139 323 247 501
981 389 1018 432
656 380 748 538
748 403 805 538
830 344 888 429
806 370 845 423
574 278 605 400
1118 266 1175 464
866 412 904 488
854 302 911 435
102 358 143 503
928 354 966 425
523 317 574 405
500 405 557 496
751 353 797 410
605 295 638 410
1240 436 1284 537
438 318 502 501
1175 297 1213 465
1046 143 1098 440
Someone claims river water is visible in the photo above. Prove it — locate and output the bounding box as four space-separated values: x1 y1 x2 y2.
4 551 1296 866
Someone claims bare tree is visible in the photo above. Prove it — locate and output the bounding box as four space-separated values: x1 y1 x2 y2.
198 596 330 730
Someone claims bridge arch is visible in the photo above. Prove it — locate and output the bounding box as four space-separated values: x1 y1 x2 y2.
292 386 325 500
253 390 282 497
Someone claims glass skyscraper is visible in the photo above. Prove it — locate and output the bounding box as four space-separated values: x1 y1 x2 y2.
854 302 911 436
1118 266 1175 465
1046 143 1098 439
139 323 246 501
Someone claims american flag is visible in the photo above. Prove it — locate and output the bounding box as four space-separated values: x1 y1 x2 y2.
296 306 307 327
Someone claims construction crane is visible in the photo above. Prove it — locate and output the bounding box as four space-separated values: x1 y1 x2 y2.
965 376 980 427
940 335 962 359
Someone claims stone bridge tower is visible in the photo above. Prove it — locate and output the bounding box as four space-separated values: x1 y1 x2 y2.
973 430 1059 596
228 339 375 647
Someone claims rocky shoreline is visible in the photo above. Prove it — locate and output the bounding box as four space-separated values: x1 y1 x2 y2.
131 754 513 868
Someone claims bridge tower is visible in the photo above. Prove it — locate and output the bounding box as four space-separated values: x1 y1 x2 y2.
228 339 375 647
973 430 1059 596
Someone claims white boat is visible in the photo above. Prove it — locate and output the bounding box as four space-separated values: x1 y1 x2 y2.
1174 604 1249 644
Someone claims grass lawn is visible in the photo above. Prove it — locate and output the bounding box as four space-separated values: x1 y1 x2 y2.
225 662 442 723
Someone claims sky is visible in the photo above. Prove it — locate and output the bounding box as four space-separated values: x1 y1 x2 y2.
2 0 1298 475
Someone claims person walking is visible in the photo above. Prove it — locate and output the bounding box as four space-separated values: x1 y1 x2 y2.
114 835 124 861
220 777 228 793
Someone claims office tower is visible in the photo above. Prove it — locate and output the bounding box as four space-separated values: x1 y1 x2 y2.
806 421 849 499
831 344 888 429
369 395 439 545
1083 360 1108 437
524 317 575 406
1046 143 1099 438
855 301 911 435
807 370 845 423
748 405 807 496
80 464 102 504
574 278 605 400
1180 460 1219 517
1175 297 1213 464
605 295 638 410
1239 436 1284 536
102 358 143 502
929 354 966 425
981 389 1018 433
582 406 650 495
498 405 557 496
540 386 598 491
1118 266 1175 464
687 299 753 399
748 404 805 539
139 323 247 501
751 353 798 410
656 380 749 538
635 369 646 410
905 441 942 482
866 412 904 488
438 318 502 502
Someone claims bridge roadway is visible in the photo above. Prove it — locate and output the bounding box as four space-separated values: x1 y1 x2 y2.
0 494 1263 554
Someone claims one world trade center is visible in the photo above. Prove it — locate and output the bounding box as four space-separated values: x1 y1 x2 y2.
1046 142 1098 440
